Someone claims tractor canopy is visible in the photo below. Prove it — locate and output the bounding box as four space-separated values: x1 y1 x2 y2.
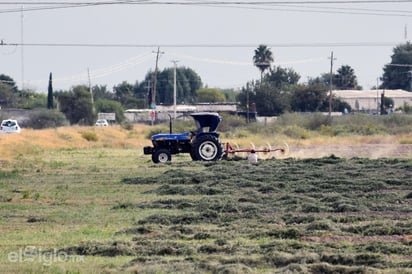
190 112 221 133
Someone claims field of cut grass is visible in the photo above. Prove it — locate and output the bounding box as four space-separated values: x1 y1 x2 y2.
0 125 411 273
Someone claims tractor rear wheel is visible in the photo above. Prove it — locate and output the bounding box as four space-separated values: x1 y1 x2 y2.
192 135 222 161
152 148 171 163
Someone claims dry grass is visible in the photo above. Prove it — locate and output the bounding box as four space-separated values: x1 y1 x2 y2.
1 124 411 161
0 125 152 161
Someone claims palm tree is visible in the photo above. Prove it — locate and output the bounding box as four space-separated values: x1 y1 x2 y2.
253 45 274 82
335 65 358 90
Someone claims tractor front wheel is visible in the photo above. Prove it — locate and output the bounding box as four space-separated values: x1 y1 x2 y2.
192 135 222 161
152 149 171 163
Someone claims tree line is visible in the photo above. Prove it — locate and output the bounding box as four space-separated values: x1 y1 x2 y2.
1 42 411 127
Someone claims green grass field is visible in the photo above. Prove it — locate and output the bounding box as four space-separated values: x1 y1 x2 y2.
0 121 411 273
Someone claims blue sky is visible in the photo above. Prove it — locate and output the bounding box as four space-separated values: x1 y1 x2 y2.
0 1 411 92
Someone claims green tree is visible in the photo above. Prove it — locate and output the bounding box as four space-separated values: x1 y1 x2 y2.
265 66 300 88
334 65 359 90
27 109 69 129
238 81 292 116
196 88 226 103
0 74 17 92
113 81 133 103
254 85 291 116
47 73 54 109
95 99 124 122
18 91 47 109
57 85 95 125
381 42 412 91
238 66 299 116
113 81 143 109
237 82 256 112
137 67 202 105
92 85 114 101
253 45 274 82
220 88 237 102
291 83 329 112
0 82 17 107
0 74 18 107
308 74 331 87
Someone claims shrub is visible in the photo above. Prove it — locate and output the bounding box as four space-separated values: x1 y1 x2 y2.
171 120 195 133
401 102 412 113
381 114 412 134
400 138 412 144
277 112 306 127
22 190 30 199
26 109 69 129
81 131 98 142
319 125 335 136
218 113 247 132
282 125 312 139
303 113 331 130
120 121 133 130
145 125 169 139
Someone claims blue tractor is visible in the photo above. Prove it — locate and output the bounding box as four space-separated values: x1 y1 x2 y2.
143 112 223 163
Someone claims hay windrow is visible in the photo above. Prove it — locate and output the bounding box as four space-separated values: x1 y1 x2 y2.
62 157 412 272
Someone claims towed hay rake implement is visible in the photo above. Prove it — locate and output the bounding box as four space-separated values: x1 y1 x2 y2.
223 142 288 160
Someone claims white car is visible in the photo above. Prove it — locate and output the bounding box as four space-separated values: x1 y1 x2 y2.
95 119 109 126
1 119 21 133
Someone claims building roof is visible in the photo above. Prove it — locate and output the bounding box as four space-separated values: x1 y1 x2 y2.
332 89 412 99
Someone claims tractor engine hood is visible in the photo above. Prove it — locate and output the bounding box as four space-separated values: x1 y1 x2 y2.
152 132 191 141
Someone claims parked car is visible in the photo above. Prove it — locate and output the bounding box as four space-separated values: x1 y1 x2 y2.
1 119 21 133
95 119 109 126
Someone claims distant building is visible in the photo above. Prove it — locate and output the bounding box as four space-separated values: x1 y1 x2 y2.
124 103 243 123
332 89 412 113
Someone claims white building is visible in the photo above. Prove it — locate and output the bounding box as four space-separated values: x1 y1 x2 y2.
124 103 239 123
332 89 412 113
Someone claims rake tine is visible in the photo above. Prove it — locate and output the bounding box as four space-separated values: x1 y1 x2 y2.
262 143 271 155
283 142 290 156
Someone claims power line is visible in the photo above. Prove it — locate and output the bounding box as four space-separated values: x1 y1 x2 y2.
1 0 412 17
219 3 412 16
0 41 404 48
1 0 412 4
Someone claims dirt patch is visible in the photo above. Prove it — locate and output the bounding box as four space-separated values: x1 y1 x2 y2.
290 144 412 159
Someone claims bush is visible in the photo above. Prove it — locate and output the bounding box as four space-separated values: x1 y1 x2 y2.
282 125 312 139
81 131 98 142
120 121 133 131
331 114 386 135
145 125 169 139
26 109 69 129
218 113 247 132
401 102 412 113
381 114 412 134
303 113 331 130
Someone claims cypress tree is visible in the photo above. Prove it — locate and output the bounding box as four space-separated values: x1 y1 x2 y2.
47 72 53 109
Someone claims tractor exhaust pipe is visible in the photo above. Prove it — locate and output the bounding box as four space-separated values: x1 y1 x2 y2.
168 114 172 134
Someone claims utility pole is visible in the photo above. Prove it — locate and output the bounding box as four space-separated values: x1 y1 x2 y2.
21 6 25 91
171 60 179 120
145 81 152 108
376 77 380 114
328 51 336 117
151 47 164 108
88 68 95 113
